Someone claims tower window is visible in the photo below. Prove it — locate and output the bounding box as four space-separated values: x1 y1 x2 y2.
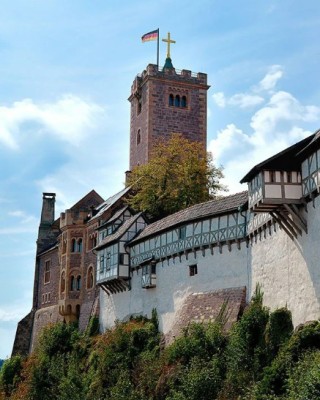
87 266 94 289
76 275 81 291
175 95 180 107
70 275 76 291
137 99 142 115
60 272 66 293
44 260 51 284
137 129 141 145
181 96 187 108
77 238 83 252
169 94 174 106
71 239 77 252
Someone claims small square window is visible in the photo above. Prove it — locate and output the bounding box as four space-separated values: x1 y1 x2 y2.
189 264 198 276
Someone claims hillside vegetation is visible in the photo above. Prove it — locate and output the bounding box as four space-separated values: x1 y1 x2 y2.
2 290 320 400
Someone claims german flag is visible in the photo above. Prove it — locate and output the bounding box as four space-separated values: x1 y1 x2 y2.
141 29 159 42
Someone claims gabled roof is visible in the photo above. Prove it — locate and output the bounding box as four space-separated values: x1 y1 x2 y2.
95 212 144 249
92 186 131 220
240 132 317 183
97 206 130 230
296 129 320 159
70 190 104 211
130 191 248 244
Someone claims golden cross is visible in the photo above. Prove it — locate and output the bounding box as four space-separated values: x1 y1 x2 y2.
162 32 176 59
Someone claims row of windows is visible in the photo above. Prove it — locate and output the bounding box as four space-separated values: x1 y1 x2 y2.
60 267 94 293
61 235 98 254
71 238 83 253
169 94 187 108
42 292 51 304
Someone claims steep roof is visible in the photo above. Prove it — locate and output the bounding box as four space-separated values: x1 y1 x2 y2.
97 206 129 230
240 132 317 183
92 186 131 220
70 189 104 211
130 191 248 244
95 212 144 249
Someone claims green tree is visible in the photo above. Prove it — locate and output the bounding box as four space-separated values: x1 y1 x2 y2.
127 134 225 219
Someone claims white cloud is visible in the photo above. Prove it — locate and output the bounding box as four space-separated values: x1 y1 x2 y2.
229 93 265 108
8 210 37 225
255 65 284 92
212 65 286 112
209 74 320 193
212 92 226 108
0 95 106 150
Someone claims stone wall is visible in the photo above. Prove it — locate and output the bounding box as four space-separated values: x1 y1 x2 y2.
11 311 35 356
250 196 320 326
100 241 249 336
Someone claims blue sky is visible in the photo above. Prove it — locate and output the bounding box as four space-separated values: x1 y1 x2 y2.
0 0 319 358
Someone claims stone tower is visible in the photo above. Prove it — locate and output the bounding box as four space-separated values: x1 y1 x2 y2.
128 53 210 171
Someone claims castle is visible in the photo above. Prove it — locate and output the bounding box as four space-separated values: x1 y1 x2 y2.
12 39 320 355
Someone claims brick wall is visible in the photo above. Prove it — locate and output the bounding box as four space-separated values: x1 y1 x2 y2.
129 64 209 170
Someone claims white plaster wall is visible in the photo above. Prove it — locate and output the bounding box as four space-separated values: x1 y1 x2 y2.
250 196 320 326
100 242 249 335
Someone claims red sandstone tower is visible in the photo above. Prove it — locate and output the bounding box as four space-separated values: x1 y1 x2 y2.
128 35 210 171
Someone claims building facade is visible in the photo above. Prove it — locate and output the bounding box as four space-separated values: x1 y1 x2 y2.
12 48 320 354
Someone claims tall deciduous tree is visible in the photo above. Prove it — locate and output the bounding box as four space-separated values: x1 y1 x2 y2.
126 134 226 219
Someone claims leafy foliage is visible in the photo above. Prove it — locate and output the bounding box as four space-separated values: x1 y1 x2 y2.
3 298 320 400
127 134 226 219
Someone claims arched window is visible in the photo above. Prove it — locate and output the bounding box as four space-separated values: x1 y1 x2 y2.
70 275 76 291
181 96 187 108
76 275 81 291
77 238 83 252
169 94 174 106
175 95 180 107
71 239 76 253
87 266 94 289
137 129 141 145
60 272 66 293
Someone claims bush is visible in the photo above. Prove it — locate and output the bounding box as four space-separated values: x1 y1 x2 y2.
224 286 269 396
286 350 320 400
256 321 320 398
0 356 22 396
265 308 293 360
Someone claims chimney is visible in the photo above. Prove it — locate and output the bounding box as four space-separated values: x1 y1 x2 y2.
37 193 56 254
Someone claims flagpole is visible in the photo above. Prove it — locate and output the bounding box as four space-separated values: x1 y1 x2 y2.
157 28 159 70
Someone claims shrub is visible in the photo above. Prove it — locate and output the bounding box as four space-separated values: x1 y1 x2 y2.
0 356 22 396
224 285 269 396
256 321 320 398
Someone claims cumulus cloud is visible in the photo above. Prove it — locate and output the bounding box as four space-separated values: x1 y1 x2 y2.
229 93 265 108
209 66 320 193
255 65 284 92
212 65 286 111
0 95 106 150
212 92 226 108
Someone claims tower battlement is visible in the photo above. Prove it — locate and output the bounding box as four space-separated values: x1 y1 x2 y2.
128 63 210 171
